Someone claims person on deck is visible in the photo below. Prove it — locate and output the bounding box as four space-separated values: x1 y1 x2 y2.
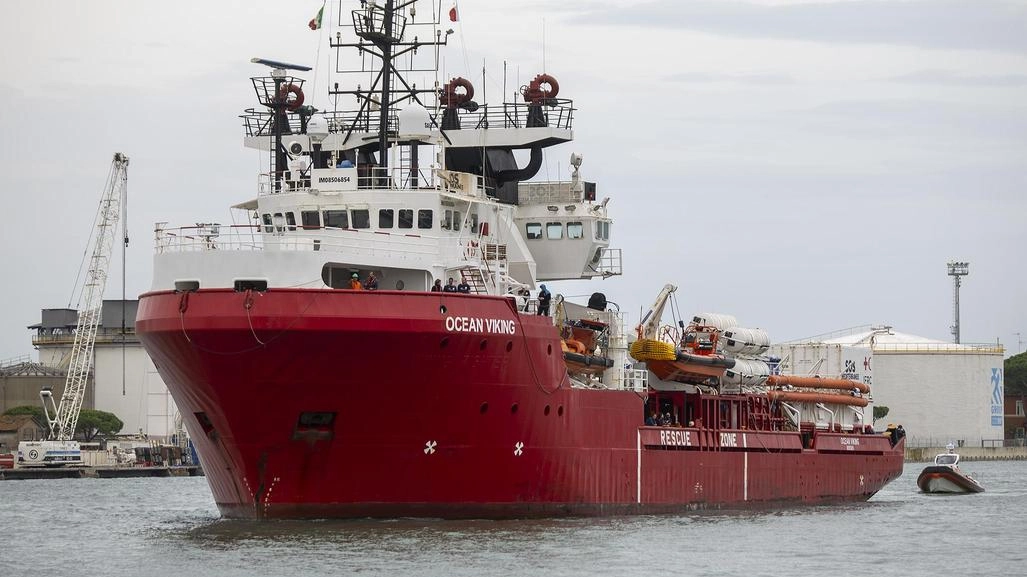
431 279 443 292
349 273 363 290
456 279 471 293
364 272 379 291
536 284 552 316
443 278 458 292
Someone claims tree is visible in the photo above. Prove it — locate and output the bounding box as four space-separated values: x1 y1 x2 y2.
1005 351 1027 396
2 405 47 430
75 409 124 442
873 405 890 424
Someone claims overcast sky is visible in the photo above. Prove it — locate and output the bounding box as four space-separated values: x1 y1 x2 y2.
1 0 1025 361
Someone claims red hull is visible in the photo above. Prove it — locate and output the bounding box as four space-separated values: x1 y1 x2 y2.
136 289 904 519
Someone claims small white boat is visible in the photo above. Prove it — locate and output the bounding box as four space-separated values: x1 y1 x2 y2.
916 445 984 494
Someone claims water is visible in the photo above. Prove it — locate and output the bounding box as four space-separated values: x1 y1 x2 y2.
2 461 1025 576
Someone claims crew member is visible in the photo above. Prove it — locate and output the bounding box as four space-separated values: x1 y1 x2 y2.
349 273 363 290
537 284 552 316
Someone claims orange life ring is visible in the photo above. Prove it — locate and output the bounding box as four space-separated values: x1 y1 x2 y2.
440 77 474 108
278 83 305 111
521 73 559 103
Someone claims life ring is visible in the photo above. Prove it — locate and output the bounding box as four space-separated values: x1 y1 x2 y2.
520 73 559 103
440 77 474 108
278 83 305 111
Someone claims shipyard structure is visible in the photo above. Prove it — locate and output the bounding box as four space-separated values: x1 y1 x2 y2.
0 300 178 442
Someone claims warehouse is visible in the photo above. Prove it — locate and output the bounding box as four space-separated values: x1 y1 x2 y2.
28 299 178 440
770 325 1005 447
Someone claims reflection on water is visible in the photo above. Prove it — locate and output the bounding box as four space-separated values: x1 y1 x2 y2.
3 461 1025 577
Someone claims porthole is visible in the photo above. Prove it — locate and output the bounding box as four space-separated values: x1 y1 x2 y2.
440 337 449 349
544 405 551 416
480 339 488 350
547 344 552 355
506 341 513 352
439 305 447 314
511 403 519 414
480 402 489 414
557 405 564 417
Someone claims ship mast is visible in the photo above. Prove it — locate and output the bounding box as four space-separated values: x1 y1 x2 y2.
331 0 450 170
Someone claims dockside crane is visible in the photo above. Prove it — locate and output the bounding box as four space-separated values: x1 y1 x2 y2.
18 153 129 467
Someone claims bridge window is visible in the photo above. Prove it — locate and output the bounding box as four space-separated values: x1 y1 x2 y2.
526 222 542 240
453 211 462 232
398 209 414 229
567 222 583 239
351 209 370 229
379 209 394 229
323 210 348 229
301 210 320 229
285 212 297 231
546 222 563 240
418 209 433 229
595 220 610 240
261 213 273 233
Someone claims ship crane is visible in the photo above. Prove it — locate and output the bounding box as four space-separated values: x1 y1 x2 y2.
19 153 128 467
636 284 678 341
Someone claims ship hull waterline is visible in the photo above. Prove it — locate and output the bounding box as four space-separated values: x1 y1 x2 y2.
136 288 904 519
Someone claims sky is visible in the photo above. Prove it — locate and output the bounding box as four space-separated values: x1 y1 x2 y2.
0 0 1025 361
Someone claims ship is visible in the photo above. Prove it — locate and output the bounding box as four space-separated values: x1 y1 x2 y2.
136 0 904 519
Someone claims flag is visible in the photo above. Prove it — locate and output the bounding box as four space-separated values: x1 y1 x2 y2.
309 3 324 30
449 3 458 22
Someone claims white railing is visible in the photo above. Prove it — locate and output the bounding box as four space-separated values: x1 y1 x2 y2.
518 181 582 205
872 343 1005 354
594 247 623 277
155 224 442 259
256 166 461 197
622 368 648 392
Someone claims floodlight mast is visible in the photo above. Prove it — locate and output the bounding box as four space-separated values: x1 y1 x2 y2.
947 261 969 344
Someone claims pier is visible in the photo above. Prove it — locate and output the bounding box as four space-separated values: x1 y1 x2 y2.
1 466 203 480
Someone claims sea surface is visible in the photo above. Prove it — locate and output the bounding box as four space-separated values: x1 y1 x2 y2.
2 461 1025 576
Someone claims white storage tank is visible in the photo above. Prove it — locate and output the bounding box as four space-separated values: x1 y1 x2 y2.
769 325 1005 448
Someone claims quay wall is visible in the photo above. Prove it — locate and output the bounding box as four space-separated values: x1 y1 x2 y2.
905 446 1027 462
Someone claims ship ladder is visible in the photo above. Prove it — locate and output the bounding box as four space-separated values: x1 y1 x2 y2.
398 144 415 189
459 266 490 294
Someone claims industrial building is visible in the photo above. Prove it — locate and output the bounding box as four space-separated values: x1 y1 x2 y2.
27 299 178 440
771 326 1005 447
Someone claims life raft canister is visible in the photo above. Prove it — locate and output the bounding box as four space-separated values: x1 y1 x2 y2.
520 73 559 103
278 83 305 111
439 77 474 108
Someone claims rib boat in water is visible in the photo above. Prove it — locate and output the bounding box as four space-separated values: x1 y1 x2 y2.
136 0 904 519
917 446 984 494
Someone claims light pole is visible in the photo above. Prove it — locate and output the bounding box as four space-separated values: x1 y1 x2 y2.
946 261 969 344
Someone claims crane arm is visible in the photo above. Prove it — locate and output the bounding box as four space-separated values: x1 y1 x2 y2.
636 284 677 341
45 153 129 441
